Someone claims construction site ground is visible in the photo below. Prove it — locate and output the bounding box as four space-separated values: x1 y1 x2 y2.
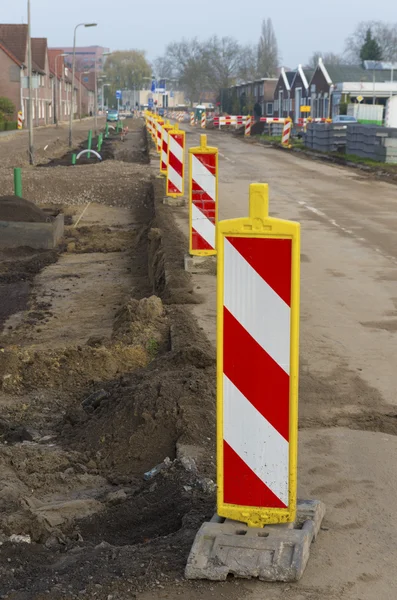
0 118 395 600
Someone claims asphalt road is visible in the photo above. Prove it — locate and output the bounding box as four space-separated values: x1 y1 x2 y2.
165 124 397 600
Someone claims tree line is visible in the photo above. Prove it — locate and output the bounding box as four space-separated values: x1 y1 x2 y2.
103 20 397 106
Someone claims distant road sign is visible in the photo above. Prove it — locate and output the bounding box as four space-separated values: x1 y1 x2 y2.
357 95 364 103
148 97 154 108
300 106 311 113
116 90 122 100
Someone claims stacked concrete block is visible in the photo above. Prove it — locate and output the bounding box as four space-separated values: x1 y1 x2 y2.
346 125 397 163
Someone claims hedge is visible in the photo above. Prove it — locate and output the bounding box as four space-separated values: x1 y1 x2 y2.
0 121 18 131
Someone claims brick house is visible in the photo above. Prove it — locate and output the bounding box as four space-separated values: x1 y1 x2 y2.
0 40 23 121
290 65 314 122
0 25 53 126
308 59 397 118
228 78 278 117
273 68 295 118
48 49 76 123
30 38 53 126
77 71 95 117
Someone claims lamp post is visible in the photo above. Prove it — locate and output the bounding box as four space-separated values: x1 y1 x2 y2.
27 0 34 164
55 53 69 126
68 22 97 147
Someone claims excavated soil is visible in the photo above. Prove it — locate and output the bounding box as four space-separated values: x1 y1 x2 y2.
0 122 217 599
0 196 51 223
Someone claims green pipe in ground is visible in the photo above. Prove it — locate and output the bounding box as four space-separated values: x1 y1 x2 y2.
87 129 93 159
71 153 77 165
97 133 103 152
105 123 109 138
14 168 22 197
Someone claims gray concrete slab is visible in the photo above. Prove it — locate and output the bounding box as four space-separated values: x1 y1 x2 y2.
0 214 64 249
185 499 325 582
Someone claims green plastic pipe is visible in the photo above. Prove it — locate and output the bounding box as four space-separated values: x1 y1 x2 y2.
105 122 109 138
87 129 92 159
71 153 77 165
14 168 22 197
97 133 103 152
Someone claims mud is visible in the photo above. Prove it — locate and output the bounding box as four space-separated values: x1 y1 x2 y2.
0 196 51 223
0 122 217 599
38 138 115 167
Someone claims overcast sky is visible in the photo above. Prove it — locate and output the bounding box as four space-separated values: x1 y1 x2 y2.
3 0 396 68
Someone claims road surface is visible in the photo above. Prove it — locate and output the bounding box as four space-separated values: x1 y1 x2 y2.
162 124 397 600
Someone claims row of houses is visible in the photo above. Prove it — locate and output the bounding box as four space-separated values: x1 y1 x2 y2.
0 24 96 126
228 59 397 121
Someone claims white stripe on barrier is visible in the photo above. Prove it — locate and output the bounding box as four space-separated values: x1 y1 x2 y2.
169 136 183 163
191 203 216 249
223 239 291 374
192 155 216 201
223 375 289 505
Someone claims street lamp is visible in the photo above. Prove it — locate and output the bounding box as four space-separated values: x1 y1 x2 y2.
69 22 97 147
55 53 69 126
27 0 33 163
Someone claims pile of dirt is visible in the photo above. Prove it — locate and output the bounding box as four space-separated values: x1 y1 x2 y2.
38 138 115 167
0 342 149 394
62 305 215 480
64 224 137 253
0 195 49 223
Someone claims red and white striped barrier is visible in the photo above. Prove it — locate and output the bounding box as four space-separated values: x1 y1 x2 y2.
160 121 172 175
213 115 251 129
245 116 252 137
189 134 217 256
156 118 164 153
17 111 23 130
201 112 206 129
260 117 287 123
217 182 300 527
166 124 185 198
190 112 195 126
281 119 292 146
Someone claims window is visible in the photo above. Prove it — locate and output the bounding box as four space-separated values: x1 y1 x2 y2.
274 99 279 111
266 102 273 116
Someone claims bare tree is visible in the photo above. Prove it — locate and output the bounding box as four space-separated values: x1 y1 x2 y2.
345 21 397 63
163 38 211 103
257 18 279 77
308 51 347 69
238 45 260 81
206 36 241 90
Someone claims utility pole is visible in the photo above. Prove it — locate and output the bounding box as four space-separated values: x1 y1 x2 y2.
94 60 98 134
27 0 34 164
69 23 97 147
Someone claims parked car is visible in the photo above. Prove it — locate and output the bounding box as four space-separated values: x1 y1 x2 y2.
333 115 358 124
107 109 119 122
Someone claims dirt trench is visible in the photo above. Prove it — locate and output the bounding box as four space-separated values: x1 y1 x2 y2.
0 122 217 600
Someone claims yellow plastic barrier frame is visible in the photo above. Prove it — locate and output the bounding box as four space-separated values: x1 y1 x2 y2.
188 134 218 257
216 183 300 527
166 123 185 198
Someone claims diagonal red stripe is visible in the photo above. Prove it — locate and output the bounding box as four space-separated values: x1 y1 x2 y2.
227 237 292 306
168 151 182 174
192 228 213 251
192 179 213 202
194 153 216 174
223 441 286 508
223 307 289 441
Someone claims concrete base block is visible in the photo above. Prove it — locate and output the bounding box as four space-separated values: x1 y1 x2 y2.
185 499 326 582
163 196 185 207
184 253 212 273
0 214 64 250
